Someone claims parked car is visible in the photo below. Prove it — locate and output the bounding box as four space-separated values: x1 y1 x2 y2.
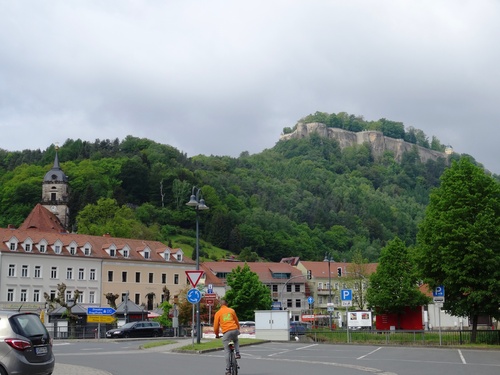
0 310 55 375
290 321 310 336
106 321 163 338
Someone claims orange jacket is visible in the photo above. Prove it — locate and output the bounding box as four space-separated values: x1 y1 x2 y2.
213 305 240 334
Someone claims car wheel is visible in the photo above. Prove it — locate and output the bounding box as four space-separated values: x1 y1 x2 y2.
124 333 130 338
153 331 159 337
0 366 7 375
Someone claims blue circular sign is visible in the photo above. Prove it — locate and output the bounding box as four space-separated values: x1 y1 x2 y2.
187 288 202 304
307 296 314 304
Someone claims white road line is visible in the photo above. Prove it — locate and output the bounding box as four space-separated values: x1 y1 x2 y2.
457 349 466 364
358 347 383 360
268 343 318 357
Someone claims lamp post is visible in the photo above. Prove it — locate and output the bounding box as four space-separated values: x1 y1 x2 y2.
323 253 334 330
186 186 209 344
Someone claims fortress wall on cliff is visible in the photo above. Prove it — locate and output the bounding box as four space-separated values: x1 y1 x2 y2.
280 122 447 164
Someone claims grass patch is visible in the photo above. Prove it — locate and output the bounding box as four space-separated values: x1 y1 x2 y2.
141 340 176 349
176 338 265 352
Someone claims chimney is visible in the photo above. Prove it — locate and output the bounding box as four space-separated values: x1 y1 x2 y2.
7 224 16 229
103 233 111 237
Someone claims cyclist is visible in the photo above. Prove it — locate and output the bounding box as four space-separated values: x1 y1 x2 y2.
214 299 241 375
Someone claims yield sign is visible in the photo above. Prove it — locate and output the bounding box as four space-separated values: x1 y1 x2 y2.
185 270 204 287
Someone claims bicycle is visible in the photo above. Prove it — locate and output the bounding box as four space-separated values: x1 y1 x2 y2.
228 340 239 375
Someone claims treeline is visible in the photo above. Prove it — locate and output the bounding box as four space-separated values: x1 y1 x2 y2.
0 126 471 263
283 111 447 151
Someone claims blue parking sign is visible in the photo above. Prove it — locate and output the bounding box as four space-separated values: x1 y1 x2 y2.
341 289 352 301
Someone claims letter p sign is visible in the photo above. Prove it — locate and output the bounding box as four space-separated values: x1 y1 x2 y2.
341 289 352 301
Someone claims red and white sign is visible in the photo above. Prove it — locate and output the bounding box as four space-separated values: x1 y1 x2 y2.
204 293 217 299
185 270 204 287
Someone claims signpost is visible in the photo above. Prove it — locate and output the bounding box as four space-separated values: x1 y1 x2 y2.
341 290 352 343
87 307 116 338
433 286 445 345
186 288 202 346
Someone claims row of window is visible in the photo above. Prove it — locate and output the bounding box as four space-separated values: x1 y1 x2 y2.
317 282 368 291
107 271 180 285
7 264 97 281
5 288 170 306
6 288 96 304
270 284 302 293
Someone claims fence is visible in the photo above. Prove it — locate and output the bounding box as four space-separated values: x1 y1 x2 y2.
49 325 192 339
302 329 500 346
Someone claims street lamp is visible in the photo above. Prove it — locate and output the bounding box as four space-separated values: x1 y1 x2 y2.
323 253 334 330
186 186 209 344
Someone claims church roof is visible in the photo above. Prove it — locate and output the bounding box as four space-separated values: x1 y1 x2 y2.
43 152 68 183
19 204 67 233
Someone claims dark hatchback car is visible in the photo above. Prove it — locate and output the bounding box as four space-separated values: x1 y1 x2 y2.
105 321 163 338
0 310 55 375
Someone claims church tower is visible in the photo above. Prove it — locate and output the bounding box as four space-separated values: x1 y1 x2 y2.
41 147 70 229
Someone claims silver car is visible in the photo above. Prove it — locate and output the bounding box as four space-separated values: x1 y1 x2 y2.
0 310 55 375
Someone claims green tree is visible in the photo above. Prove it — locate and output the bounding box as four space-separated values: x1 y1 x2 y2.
415 158 500 342
366 237 430 328
224 264 272 321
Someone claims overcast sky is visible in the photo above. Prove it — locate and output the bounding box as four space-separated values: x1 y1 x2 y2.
1 1 499 173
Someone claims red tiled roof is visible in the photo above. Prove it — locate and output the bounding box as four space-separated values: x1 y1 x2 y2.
1 206 194 265
202 261 303 284
18 204 67 233
299 261 378 279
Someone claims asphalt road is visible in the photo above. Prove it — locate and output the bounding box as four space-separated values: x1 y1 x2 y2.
53 339 500 375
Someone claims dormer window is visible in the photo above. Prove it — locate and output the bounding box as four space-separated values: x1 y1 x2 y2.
176 253 183 262
144 250 150 259
163 250 171 261
23 239 33 252
84 244 92 256
54 240 63 254
8 237 18 251
110 248 116 257
38 239 48 253
67 241 78 256
120 245 130 258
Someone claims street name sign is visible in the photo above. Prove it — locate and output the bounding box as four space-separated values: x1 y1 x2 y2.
87 307 116 315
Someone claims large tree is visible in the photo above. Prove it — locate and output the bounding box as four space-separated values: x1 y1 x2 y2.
366 237 430 328
224 264 272 321
416 158 500 341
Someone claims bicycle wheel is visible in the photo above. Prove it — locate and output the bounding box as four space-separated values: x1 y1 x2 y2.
230 352 238 375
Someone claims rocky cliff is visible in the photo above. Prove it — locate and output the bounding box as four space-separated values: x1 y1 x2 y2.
280 122 448 164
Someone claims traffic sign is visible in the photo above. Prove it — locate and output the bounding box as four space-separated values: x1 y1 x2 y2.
341 289 352 301
205 298 215 306
341 300 352 307
204 293 217 299
207 284 213 293
307 296 314 304
87 315 115 323
87 307 116 315
433 285 445 303
185 270 204 287
187 288 202 304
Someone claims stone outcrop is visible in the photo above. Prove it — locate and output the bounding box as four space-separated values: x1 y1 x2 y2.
280 122 448 164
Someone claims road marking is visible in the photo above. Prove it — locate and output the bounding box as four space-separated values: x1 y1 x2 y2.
268 343 318 357
457 349 466 364
358 347 382 360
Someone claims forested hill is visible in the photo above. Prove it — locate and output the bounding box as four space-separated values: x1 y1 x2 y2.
0 130 475 263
